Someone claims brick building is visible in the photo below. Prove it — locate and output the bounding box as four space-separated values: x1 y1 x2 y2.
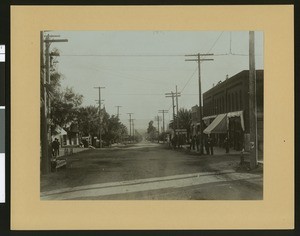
202 70 263 158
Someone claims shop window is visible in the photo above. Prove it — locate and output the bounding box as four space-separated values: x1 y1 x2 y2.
236 92 239 110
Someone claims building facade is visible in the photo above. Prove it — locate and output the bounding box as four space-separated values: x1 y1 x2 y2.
202 70 263 158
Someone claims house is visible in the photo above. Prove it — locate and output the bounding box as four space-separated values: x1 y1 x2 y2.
52 123 80 147
51 125 67 147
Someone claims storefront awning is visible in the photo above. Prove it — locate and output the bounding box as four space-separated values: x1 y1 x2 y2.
203 115 217 120
203 113 227 134
227 110 245 131
203 115 217 126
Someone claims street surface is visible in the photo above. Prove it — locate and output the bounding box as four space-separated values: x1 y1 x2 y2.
41 141 263 200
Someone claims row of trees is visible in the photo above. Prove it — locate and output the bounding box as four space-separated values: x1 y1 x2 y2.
47 49 129 146
147 108 192 142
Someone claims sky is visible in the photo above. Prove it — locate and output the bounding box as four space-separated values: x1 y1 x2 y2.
47 31 264 133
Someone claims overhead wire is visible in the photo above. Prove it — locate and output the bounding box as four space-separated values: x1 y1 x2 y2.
179 31 224 96
165 31 225 113
60 54 186 57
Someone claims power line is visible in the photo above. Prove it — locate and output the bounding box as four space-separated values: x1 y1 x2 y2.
60 54 187 57
180 67 198 93
206 31 224 53
107 93 198 96
179 32 223 96
60 52 259 57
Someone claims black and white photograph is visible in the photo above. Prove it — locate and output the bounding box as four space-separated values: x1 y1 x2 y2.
40 30 264 200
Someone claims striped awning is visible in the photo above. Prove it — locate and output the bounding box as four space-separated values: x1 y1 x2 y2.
203 113 227 134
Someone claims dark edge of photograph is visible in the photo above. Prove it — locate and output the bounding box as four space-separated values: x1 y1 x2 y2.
1 0 298 236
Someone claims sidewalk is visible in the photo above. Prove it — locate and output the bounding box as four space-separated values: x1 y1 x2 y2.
179 144 263 167
183 145 244 156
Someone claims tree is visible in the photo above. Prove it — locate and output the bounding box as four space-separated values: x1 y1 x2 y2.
50 86 83 134
177 108 192 138
102 115 128 144
147 120 157 141
77 106 99 137
134 130 143 143
169 108 192 138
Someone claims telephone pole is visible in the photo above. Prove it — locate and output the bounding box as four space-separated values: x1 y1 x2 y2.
115 105 122 118
249 31 258 169
165 91 180 134
127 113 133 143
94 86 105 148
158 110 168 133
185 53 213 155
41 32 68 174
155 115 161 143
131 119 135 143
175 85 180 130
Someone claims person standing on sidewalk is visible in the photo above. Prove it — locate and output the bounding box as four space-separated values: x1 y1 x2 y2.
205 136 210 155
51 139 59 158
208 135 214 155
195 135 200 152
56 138 60 156
51 139 56 158
191 135 196 150
224 137 229 153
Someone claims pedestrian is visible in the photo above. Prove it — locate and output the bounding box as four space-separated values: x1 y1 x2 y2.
55 138 60 157
51 139 56 157
189 137 192 150
172 135 177 149
224 137 229 153
174 134 179 149
195 135 200 152
205 136 210 155
208 135 214 155
191 135 196 150
51 138 59 158
179 134 183 148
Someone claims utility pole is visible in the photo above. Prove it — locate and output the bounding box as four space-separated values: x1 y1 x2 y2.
158 110 168 133
41 31 49 174
175 85 180 130
94 86 105 148
185 53 213 155
41 32 68 174
165 92 175 134
127 113 133 143
159 110 168 143
155 115 161 143
131 119 135 143
249 31 258 169
165 91 180 134
115 105 122 118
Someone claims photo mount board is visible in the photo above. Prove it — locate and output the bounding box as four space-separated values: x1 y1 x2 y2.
11 5 294 230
